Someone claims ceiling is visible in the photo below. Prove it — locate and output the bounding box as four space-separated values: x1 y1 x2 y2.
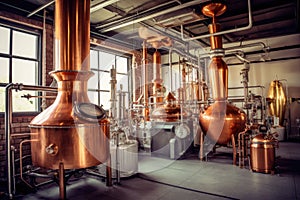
1 0 299 56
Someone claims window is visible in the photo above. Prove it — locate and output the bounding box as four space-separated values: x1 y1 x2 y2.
0 25 41 112
88 49 131 111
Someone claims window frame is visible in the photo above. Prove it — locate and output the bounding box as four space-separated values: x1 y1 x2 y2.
0 21 42 114
89 45 132 110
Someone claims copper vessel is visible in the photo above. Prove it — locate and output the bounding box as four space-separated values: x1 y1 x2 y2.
199 2 246 145
267 80 287 126
151 92 190 122
29 0 109 169
250 134 277 173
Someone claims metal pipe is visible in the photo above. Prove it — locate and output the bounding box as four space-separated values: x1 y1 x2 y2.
100 0 210 32
169 48 173 92
142 41 149 121
5 83 57 198
96 0 181 29
90 0 120 13
19 139 37 189
181 0 252 41
27 0 55 18
11 146 16 195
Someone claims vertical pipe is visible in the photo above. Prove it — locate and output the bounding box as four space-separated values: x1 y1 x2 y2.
5 83 15 199
142 41 149 120
169 48 173 92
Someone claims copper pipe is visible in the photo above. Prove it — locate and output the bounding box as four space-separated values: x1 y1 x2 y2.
142 41 149 121
152 50 164 106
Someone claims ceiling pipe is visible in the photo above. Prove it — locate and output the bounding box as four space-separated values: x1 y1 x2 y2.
181 0 252 41
96 0 181 29
90 0 120 13
99 0 210 33
27 0 55 18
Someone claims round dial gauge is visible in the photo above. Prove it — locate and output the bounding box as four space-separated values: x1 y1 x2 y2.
175 123 190 139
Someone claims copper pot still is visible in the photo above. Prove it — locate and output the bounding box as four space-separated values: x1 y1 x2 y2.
29 0 109 170
250 134 278 173
199 2 246 145
267 80 287 126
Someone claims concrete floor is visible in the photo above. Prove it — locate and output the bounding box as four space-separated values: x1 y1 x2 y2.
4 141 300 200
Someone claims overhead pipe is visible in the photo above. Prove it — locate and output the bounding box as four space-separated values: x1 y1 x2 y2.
99 0 210 32
181 0 252 41
27 0 55 18
96 0 182 29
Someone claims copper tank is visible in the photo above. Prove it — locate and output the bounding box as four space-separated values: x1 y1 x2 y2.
267 80 287 126
152 50 164 106
250 134 277 173
199 2 246 145
29 0 109 169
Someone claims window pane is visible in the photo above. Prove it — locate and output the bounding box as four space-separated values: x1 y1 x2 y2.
90 50 98 69
88 91 99 105
116 74 128 92
0 26 10 54
100 52 115 71
116 56 128 74
12 90 37 112
0 57 9 83
0 88 4 112
12 30 38 59
12 58 37 85
88 69 99 90
99 71 110 90
99 91 110 110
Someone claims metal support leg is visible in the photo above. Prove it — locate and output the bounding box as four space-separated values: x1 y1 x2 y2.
232 134 237 165
200 131 204 161
106 154 112 187
59 162 66 200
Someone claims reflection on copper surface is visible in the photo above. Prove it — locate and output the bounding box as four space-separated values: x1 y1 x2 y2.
267 80 287 125
29 0 109 169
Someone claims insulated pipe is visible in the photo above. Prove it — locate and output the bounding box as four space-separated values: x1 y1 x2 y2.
5 83 56 199
181 0 252 41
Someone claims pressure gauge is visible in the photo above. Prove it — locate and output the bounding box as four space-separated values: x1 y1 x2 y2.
74 102 106 121
175 123 190 139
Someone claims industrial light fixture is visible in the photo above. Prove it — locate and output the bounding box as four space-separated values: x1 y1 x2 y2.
90 0 120 13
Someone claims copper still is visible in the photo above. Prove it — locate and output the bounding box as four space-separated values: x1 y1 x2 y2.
267 80 287 126
29 0 109 169
250 134 278 173
151 92 190 122
199 2 246 145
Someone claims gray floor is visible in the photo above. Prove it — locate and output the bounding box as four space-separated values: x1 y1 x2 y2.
8 142 300 200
